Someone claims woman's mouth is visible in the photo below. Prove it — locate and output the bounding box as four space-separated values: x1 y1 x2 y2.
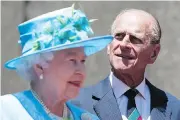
68 81 81 88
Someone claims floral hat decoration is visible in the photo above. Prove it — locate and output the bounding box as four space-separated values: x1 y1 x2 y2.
4 4 113 70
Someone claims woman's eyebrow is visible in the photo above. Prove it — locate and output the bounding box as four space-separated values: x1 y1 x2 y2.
66 51 86 58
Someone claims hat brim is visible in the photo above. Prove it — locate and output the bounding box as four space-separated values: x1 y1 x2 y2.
5 35 113 70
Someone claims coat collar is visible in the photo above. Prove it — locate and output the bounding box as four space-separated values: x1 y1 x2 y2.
92 77 122 120
92 77 168 110
92 76 111 99
145 79 168 111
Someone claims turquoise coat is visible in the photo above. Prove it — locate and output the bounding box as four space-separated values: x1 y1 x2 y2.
1 90 99 120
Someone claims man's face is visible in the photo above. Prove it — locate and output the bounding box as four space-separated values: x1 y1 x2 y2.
108 13 160 74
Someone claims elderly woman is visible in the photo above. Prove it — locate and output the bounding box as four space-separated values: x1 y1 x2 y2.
1 5 112 120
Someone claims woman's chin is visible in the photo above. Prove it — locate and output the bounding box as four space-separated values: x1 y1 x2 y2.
64 88 80 100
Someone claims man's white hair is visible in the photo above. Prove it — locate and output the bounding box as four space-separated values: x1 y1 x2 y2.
16 52 54 81
111 9 161 44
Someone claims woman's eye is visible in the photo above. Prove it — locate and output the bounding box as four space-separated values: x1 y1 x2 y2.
70 59 77 64
81 59 86 63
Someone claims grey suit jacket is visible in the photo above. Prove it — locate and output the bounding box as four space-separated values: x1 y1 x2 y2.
71 76 180 120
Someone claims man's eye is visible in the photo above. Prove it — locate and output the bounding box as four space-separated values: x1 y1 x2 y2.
114 33 125 41
130 35 143 44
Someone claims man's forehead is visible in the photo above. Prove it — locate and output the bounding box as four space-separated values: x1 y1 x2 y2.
113 11 152 35
118 9 154 20
114 18 147 35
117 12 151 25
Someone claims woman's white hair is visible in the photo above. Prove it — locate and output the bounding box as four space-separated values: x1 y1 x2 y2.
15 52 54 81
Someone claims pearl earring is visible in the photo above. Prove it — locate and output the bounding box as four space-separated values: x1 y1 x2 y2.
39 74 43 80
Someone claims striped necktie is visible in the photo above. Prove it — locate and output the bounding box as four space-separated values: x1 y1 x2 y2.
124 89 142 120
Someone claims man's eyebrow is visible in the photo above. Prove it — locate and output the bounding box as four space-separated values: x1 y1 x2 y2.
113 29 123 34
129 33 145 40
114 30 143 39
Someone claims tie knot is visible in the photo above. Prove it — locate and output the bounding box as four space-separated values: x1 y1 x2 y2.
124 89 139 99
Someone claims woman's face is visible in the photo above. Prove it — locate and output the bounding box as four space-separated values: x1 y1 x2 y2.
42 47 86 101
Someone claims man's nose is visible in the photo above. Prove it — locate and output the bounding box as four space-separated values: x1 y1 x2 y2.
120 35 131 49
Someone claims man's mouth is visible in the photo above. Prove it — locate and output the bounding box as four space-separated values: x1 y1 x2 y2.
115 54 135 60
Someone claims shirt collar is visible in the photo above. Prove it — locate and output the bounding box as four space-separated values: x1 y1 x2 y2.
109 72 146 99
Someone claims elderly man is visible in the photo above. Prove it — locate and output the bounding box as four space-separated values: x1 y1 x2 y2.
72 9 180 120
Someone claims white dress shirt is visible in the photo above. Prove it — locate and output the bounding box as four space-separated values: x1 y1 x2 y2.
109 72 151 120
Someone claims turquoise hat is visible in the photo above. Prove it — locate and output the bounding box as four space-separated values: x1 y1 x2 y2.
4 5 113 70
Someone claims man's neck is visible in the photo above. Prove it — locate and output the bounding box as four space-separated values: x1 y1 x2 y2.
112 69 145 88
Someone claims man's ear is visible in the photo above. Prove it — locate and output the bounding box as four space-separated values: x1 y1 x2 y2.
107 44 111 55
149 44 160 64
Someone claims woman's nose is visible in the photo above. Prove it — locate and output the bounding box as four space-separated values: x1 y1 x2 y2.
75 61 86 75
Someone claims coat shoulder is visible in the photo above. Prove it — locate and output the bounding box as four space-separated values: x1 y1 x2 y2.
165 92 180 119
75 78 107 101
70 78 109 114
166 92 180 105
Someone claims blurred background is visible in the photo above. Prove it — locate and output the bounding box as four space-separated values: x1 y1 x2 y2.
1 1 180 98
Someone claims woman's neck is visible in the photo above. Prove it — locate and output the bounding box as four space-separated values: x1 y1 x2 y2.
31 83 65 117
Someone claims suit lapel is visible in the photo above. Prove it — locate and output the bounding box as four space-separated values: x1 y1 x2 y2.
146 79 169 120
92 77 122 120
90 78 169 120
150 108 168 120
